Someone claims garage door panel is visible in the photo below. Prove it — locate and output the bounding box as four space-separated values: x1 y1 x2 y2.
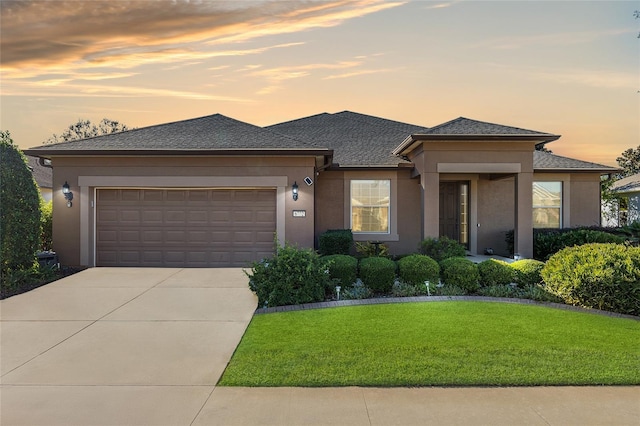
120 210 140 223
97 189 276 267
121 190 142 202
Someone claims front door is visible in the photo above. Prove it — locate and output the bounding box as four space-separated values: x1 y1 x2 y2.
439 182 469 247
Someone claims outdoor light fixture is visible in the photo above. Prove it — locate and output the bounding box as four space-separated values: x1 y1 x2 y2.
292 181 299 201
62 181 73 207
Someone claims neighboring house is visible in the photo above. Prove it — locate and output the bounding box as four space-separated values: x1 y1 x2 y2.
605 173 640 226
24 111 617 268
27 155 53 202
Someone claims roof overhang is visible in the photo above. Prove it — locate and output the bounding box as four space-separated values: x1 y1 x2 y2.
393 134 561 156
24 148 334 171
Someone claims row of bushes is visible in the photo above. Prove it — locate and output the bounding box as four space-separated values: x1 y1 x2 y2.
247 241 548 308
506 227 627 261
248 241 639 316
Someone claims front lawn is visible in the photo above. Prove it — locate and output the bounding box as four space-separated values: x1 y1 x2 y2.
219 302 640 387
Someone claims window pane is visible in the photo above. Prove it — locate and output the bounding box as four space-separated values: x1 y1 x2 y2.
352 207 389 232
351 180 390 233
533 182 561 207
533 207 561 228
533 181 562 228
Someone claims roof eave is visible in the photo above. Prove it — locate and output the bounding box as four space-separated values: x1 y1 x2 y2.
393 134 561 156
23 148 333 158
535 167 620 174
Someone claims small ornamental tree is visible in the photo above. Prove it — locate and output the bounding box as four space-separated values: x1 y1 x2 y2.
1 131 41 279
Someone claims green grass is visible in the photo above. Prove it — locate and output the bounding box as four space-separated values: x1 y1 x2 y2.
219 302 640 387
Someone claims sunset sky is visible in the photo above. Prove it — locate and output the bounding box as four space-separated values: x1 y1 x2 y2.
1 0 638 167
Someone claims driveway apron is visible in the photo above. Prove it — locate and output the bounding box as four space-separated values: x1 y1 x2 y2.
0 267 257 426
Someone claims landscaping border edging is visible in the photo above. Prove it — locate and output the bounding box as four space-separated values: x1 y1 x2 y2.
254 296 640 321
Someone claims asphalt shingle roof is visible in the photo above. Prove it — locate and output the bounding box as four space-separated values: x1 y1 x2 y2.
611 173 640 193
25 111 614 174
420 117 558 137
267 111 429 166
26 156 52 188
533 151 617 172
26 114 319 152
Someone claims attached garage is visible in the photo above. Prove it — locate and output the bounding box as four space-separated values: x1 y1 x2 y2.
96 188 276 267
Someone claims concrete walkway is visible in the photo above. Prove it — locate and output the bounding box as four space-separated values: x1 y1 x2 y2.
2 268 638 425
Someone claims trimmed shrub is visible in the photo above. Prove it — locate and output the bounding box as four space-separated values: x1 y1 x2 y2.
318 229 353 255
321 254 358 287
1 131 41 284
541 243 640 316
359 256 397 294
397 254 440 287
419 236 466 262
478 259 515 287
246 243 331 307
439 257 480 293
511 259 545 287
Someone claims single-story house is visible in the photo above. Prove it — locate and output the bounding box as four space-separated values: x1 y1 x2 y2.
24 111 617 268
605 173 640 226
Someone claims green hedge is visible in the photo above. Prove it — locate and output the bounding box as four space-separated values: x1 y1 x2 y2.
506 228 627 261
359 257 397 294
318 229 353 255
541 243 640 316
322 254 358 287
439 257 479 293
478 259 514 287
397 254 439 286
511 259 545 287
1 131 41 282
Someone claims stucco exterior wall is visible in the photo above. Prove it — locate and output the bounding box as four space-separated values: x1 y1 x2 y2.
51 155 317 267
476 177 515 257
314 169 421 255
567 174 603 227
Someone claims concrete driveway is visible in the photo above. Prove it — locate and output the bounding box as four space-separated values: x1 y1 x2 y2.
1 267 257 425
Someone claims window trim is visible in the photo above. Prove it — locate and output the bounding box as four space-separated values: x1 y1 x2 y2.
344 172 399 242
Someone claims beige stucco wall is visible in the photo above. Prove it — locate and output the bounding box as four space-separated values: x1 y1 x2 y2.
314 168 422 255
50 156 317 267
476 177 516 257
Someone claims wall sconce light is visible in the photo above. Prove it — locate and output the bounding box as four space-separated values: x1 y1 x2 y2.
62 181 73 207
292 181 299 201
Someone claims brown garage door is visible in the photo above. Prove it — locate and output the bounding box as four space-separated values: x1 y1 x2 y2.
96 188 276 267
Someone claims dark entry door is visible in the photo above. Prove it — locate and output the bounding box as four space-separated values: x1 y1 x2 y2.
439 182 459 241
439 181 469 247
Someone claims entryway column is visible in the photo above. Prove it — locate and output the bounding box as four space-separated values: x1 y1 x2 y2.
423 172 439 239
515 172 533 258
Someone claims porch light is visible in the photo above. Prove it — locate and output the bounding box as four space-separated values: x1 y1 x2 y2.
62 181 73 208
292 181 299 201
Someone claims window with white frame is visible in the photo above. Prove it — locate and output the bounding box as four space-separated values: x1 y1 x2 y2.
351 180 390 233
533 181 562 228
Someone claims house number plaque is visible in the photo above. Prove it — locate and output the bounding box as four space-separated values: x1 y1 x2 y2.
292 210 306 217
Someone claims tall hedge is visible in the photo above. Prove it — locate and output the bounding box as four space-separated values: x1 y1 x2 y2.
541 243 640 316
1 131 41 279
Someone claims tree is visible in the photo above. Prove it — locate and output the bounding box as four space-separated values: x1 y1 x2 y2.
43 118 130 144
1 131 41 281
616 145 640 178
